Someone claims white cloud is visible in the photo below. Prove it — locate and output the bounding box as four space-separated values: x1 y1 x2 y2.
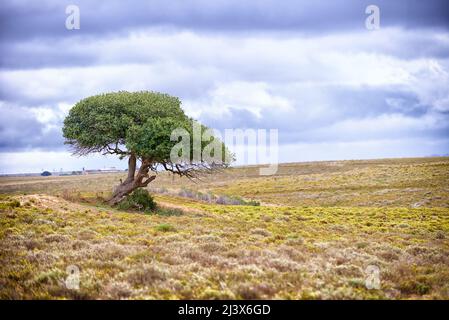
2 28 447 107
185 81 293 118
1 27 449 171
301 112 448 142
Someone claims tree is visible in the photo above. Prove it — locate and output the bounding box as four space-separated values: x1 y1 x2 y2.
63 91 232 205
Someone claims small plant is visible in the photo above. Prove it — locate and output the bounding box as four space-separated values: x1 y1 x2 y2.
0 200 21 210
399 280 431 295
215 195 260 206
152 207 183 217
9 200 21 208
435 230 445 239
244 199 260 206
117 189 156 212
155 223 176 232
178 188 196 199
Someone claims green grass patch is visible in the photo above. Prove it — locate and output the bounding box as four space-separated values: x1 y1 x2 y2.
155 223 176 232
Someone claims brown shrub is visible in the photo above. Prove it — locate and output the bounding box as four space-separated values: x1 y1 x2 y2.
126 264 166 286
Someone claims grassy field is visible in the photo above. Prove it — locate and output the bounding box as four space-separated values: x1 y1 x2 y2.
1 157 448 299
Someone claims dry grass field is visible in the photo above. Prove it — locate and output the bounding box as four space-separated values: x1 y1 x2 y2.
1 157 448 299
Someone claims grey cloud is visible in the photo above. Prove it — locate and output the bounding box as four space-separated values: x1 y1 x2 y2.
199 108 263 131
1 0 448 43
0 104 64 152
1 0 449 162
2 27 449 73
198 84 448 145
0 39 98 70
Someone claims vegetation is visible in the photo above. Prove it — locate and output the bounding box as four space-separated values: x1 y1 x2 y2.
117 189 156 213
62 91 232 205
0 157 448 299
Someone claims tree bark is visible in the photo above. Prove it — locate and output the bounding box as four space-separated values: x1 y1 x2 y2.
108 155 156 205
124 153 136 184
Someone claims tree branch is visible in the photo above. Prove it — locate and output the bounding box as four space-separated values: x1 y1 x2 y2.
139 175 156 187
124 153 137 183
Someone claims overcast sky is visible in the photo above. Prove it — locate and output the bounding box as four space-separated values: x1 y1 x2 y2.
1 0 449 173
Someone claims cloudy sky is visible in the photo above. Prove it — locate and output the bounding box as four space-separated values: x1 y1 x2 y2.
1 0 449 173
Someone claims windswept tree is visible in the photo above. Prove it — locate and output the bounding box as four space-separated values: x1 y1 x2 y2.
63 91 232 205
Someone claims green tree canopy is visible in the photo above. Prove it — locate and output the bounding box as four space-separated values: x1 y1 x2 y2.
63 91 232 204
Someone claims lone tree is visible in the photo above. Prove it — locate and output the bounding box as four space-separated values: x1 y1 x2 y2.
63 91 232 205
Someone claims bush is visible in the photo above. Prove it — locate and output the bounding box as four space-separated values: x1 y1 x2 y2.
178 188 196 199
175 188 260 206
117 189 156 212
0 199 21 210
243 199 260 206
9 200 21 208
152 207 183 216
155 223 176 232
216 195 260 206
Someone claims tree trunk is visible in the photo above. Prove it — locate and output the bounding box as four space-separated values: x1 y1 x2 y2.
108 155 156 205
